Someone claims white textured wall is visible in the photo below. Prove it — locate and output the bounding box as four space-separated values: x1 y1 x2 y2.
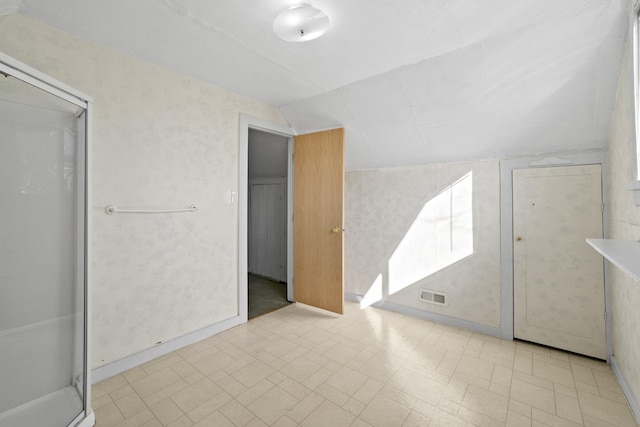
0 14 285 367
345 160 501 328
606 33 640 405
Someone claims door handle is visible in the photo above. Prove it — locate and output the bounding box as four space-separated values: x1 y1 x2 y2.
332 227 344 233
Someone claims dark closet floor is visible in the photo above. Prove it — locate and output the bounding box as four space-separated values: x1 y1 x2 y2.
248 274 290 319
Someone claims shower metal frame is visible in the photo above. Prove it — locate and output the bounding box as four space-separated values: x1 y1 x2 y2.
0 51 94 427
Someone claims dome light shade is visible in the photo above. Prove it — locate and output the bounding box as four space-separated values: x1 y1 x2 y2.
273 4 330 42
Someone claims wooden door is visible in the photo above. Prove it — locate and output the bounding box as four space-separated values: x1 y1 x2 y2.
249 180 287 282
513 165 605 359
293 128 345 314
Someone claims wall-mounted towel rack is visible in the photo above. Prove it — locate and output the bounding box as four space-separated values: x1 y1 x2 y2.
105 205 198 215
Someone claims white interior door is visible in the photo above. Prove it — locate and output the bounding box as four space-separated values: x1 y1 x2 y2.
513 164 605 359
249 179 287 282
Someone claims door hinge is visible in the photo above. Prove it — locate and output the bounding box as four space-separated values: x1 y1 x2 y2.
602 203 605 213
604 312 608 321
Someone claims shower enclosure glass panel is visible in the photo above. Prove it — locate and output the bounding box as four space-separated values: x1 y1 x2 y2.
0 72 88 426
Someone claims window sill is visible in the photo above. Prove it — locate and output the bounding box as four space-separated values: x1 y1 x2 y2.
587 238 640 282
627 180 640 206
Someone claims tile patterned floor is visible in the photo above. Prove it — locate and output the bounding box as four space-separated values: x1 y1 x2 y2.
92 302 639 426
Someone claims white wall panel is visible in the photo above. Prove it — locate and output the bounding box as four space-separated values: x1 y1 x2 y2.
249 180 287 282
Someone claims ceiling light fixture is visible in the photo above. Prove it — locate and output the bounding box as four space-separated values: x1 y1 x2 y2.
273 4 331 42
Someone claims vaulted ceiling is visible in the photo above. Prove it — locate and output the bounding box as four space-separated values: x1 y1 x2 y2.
3 0 631 170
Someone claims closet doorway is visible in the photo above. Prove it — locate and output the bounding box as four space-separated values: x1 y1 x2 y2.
239 115 346 320
247 129 291 318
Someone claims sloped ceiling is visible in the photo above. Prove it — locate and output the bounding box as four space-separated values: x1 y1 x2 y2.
4 0 631 170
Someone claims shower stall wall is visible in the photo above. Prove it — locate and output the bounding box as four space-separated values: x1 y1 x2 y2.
0 53 94 427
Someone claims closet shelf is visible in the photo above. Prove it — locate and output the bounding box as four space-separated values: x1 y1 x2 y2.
587 238 640 282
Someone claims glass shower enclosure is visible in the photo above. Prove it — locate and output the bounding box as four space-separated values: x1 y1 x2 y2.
0 53 94 427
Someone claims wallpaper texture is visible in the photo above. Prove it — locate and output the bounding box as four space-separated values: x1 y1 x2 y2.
345 160 501 328
0 14 285 367
606 34 640 405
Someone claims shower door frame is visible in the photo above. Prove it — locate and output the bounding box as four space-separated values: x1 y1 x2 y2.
0 52 94 427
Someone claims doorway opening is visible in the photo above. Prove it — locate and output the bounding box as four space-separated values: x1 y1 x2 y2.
247 129 292 319
239 115 346 320
239 115 295 322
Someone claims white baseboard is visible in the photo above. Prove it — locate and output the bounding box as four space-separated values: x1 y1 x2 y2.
92 315 245 384
345 292 502 338
610 356 640 424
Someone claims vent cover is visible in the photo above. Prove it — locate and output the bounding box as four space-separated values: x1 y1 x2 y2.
419 289 448 306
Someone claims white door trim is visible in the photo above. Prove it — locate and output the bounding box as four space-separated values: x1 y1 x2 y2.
499 150 612 359
239 114 295 322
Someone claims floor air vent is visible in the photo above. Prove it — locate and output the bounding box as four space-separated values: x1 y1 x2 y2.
419 289 448 306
